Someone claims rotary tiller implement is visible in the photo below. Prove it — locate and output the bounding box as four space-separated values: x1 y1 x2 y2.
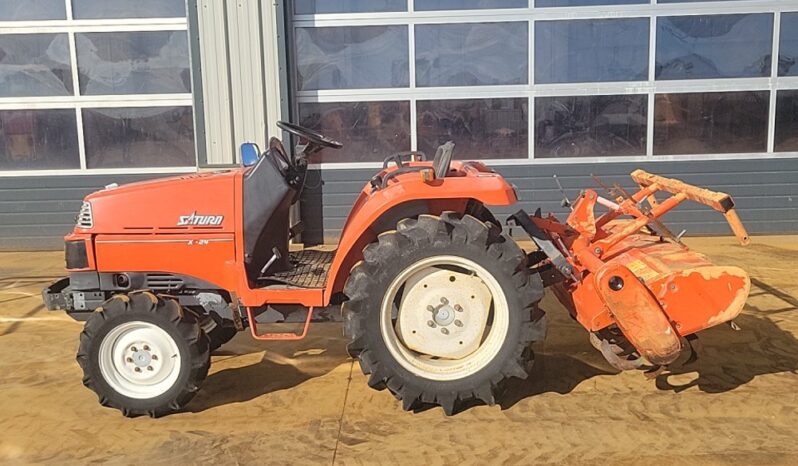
42 121 751 417
510 169 751 372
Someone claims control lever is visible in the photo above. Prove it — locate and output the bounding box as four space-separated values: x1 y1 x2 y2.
289 221 305 240
553 174 572 210
260 247 282 276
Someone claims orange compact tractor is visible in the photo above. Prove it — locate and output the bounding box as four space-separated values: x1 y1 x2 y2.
43 122 752 417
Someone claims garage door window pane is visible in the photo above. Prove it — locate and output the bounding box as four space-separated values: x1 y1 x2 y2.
295 0 406 14
654 92 768 155
0 1 66 20
72 0 186 19
0 34 72 97
656 14 773 80
536 19 649 84
535 95 647 158
0 110 80 170
298 101 411 163
415 0 526 10
775 90 798 152
416 22 527 87
83 107 195 168
417 98 527 160
76 32 190 95
296 26 409 90
779 13 798 77
536 1 644 6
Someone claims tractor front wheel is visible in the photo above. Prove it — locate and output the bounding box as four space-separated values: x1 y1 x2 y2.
206 313 239 352
76 292 211 417
343 213 546 415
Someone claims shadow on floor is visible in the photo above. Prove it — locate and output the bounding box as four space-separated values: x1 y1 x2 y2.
0 303 45 337
747 278 798 316
188 354 320 412
500 311 798 410
497 352 614 410
654 312 798 394
189 309 798 414
188 328 350 413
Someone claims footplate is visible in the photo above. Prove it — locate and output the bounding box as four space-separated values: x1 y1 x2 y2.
260 249 334 288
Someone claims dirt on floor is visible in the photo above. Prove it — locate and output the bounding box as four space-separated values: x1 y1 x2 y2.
0 236 797 465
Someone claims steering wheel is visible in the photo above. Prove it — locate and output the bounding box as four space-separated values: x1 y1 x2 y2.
276 120 343 149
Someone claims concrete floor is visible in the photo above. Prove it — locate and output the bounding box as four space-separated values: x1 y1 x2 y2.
1 237 797 465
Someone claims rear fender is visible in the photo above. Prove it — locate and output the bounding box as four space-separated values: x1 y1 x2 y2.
324 173 517 299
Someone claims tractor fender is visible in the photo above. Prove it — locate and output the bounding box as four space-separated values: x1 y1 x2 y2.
324 174 517 300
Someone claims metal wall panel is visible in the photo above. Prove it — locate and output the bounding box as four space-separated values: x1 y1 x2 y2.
300 158 798 244
0 174 183 250
193 0 284 165
1 159 794 251
196 0 235 164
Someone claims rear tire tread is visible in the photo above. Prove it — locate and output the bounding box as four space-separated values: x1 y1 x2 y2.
343 212 545 415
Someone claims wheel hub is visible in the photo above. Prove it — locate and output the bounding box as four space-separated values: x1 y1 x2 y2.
433 303 456 326
98 321 181 399
133 350 151 367
395 266 493 360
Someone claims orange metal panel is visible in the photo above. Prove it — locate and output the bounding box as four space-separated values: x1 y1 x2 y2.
94 233 238 290
594 263 682 365
322 161 518 298
82 170 238 235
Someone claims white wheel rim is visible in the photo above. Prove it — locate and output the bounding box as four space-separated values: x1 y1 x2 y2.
98 321 182 399
380 255 510 382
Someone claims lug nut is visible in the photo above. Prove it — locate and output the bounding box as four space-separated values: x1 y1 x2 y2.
131 346 137 353
147 366 154 371
440 297 449 305
441 328 449 335
454 304 463 312
151 355 158 361
134 367 141 373
427 305 435 312
143 345 150 351
454 320 463 327
126 357 133 363
427 320 436 328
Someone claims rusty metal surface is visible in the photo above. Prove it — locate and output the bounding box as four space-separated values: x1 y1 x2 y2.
594 263 682 366
631 169 732 212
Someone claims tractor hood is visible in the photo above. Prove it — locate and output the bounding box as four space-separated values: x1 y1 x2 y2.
78 170 239 234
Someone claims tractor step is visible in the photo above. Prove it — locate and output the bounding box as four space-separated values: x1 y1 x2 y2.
245 306 313 341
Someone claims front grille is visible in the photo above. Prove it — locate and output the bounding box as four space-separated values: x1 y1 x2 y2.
145 274 185 292
76 202 93 228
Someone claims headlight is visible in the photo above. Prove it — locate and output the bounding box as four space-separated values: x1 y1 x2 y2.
76 201 93 229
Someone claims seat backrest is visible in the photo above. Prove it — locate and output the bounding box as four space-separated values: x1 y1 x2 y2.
433 141 455 179
242 151 294 282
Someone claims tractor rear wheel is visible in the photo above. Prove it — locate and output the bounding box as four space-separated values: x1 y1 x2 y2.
343 213 546 415
76 292 210 417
